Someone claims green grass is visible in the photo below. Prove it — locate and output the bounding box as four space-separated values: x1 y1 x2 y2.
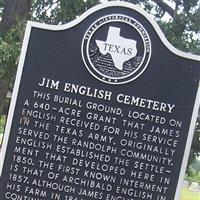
0 115 6 146
0 115 6 134
180 188 200 200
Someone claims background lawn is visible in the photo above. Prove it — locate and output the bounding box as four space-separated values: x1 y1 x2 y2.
181 188 200 200
0 115 6 146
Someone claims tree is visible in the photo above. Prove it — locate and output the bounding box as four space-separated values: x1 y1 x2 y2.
0 0 199 163
0 0 31 116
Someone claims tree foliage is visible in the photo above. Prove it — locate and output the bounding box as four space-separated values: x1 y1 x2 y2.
32 0 99 24
0 0 199 164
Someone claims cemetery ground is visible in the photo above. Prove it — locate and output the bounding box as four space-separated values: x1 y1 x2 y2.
180 188 200 200
0 114 199 199
0 115 5 145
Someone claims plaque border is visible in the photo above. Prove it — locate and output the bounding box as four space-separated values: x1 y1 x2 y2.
0 2 199 200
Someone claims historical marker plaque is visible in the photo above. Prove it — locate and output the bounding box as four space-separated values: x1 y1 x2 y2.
0 2 199 200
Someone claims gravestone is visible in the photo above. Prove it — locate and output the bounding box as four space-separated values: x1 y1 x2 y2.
189 182 200 192
182 180 189 188
0 2 199 200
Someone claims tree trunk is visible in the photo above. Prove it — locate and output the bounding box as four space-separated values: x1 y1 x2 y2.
152 0 175 17
0 0 31 33
0 79 10 116
0 0 31 117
